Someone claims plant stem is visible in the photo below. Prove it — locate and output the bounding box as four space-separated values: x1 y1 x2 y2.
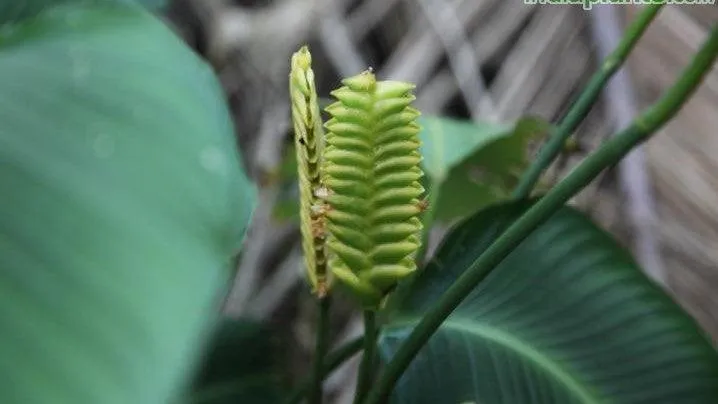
363 25 718 404
309 295 332 404
511 3 664 200
354 311 378 404
284 336 364 404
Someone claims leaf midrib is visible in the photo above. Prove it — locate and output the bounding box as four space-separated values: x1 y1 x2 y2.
385 317 604 404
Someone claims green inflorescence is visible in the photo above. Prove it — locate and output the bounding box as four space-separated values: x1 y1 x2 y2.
289 46 329 296
322 70 425 309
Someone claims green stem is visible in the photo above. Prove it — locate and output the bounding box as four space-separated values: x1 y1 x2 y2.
284 336 364 404
364 25 718 404
308 296 332 404
511 3 664 200
354 311 378 404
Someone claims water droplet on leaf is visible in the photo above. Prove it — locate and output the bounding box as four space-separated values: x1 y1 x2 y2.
200 146 226 174
93 133 115 158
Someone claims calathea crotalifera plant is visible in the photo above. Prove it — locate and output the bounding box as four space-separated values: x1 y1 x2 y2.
290 47 425 310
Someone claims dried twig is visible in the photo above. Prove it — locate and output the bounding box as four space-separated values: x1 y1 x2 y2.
382 0 493 85
414 1 535 116
528 30 592 120
491 6 579 119
318 0 368 77
325 317 363 402
224 187 280 316
414 0 495 121
246 244 302 319
347 0 402 39
589 5 666 285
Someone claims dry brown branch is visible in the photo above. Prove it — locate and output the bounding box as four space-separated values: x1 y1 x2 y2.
414 0 495 120
382 0 494 84
491 6 580 120
589 5 665 285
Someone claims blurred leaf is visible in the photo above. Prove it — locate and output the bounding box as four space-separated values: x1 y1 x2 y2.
381 201 718 403
0 3 255 404
185 319 283 404
127 0 167 9
272 145 300 221
419 116 551 221
0 0 166 23
419 116 512 180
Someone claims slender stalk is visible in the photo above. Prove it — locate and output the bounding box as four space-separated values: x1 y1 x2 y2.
364 26 718 404
511 3 664 200
354 311 378 404
284 336 364 404
309 296 332 404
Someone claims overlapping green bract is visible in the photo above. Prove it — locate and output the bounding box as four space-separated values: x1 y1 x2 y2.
289 46 328 296
323 71 424 309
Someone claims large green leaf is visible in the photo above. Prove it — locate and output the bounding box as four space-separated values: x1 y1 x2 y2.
0 0 167 23
419 116 550 221
128 0 166 9
419 117 511 180
271 143 301 221
0 3 255 404
380 202 718 403
185 319 283 404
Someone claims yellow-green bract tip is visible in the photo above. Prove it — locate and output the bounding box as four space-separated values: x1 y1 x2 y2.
291 45 312 71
